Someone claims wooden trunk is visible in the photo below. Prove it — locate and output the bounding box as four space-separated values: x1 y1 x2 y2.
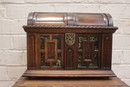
23 12 118 77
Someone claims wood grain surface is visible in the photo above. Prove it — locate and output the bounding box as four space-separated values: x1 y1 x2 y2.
23 70 116 77
13 77 129 87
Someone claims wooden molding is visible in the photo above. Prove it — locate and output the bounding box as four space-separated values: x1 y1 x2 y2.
23 70 116 77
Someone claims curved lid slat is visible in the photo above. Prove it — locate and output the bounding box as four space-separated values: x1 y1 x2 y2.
27 12 113 26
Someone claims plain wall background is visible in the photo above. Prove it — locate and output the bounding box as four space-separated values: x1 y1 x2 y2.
0 0 130 87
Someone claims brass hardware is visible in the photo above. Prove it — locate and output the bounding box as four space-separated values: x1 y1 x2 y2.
65 33 75 46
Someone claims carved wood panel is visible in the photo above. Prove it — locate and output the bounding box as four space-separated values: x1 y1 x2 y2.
45 40 57 64
27 33 36 69
34 33 103 70
82 41 94 63
77 34 101 69
65 33 77 70
101 34 112 70
38 34 64 69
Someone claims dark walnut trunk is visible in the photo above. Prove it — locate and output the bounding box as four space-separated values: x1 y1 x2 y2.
22 12 118 77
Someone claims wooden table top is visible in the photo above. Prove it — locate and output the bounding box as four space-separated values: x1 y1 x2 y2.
13 77 129 87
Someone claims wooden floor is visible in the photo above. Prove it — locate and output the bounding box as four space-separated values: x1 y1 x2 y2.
23 70 116 77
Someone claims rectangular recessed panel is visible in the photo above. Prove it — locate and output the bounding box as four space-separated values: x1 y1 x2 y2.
45 40 57 63
78 35 100 69
47 42 55 59
83 41 94 62
40 34 63 68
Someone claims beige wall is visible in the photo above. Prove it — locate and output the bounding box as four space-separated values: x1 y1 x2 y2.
0 0 130 87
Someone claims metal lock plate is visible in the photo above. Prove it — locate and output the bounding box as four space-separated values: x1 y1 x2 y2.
65 33 75 46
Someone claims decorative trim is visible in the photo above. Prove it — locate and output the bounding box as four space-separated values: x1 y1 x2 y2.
65 33 75 46
22 70 116 77
23 25 118 29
